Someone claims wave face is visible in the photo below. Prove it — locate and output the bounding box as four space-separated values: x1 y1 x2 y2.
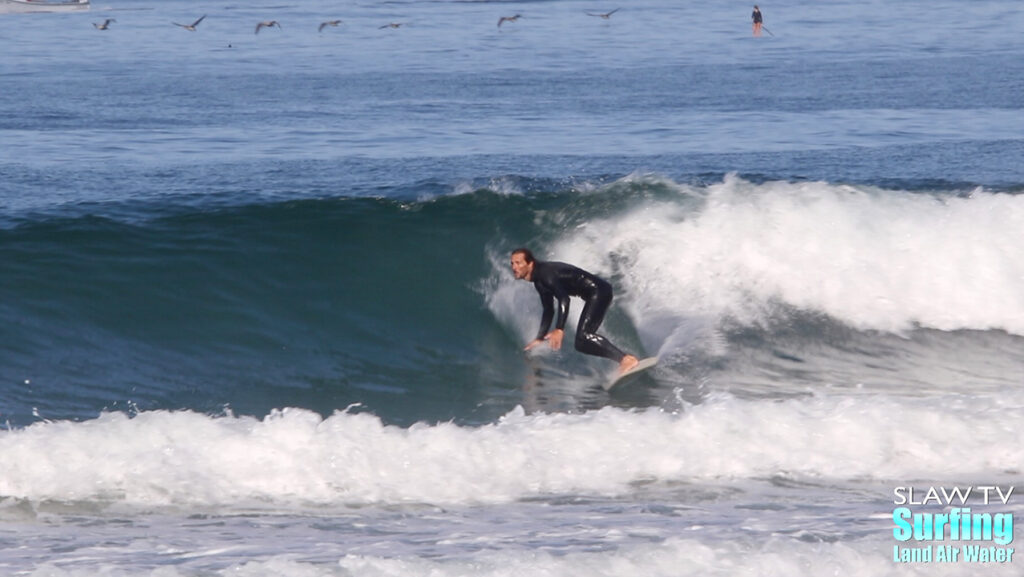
2 174 1023 430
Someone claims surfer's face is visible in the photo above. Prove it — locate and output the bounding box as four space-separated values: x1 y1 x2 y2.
510 253 533 281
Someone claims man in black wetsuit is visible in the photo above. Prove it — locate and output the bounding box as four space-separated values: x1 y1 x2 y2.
510 248 639 374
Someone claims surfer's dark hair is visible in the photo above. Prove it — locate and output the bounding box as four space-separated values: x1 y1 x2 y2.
511 247 535 263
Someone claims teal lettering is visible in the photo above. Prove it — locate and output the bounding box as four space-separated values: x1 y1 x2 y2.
893 507 912 541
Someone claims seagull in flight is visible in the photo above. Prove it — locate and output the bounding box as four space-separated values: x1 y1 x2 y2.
93 18 115 30
173 15 206 31
379 22 403 29
255 20 281 34
497 14 521 28
319 19 343 32
585 8 620 19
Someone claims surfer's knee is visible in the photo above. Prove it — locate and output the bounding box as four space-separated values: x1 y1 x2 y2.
576 332 625 362
575 331 597 353
574 333 591 355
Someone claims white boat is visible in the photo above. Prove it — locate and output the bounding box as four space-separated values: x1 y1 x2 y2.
0 0 90 13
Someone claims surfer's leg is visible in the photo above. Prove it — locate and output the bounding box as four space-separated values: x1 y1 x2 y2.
574 281 627 363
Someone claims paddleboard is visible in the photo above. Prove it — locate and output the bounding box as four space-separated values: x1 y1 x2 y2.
603 357 658 391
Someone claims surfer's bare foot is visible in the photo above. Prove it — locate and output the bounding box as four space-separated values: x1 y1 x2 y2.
618 355 639 375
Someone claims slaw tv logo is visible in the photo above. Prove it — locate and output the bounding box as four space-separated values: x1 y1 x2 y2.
892 486 1015 564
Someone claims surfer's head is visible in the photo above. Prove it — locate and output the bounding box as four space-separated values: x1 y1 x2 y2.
510 248 536 281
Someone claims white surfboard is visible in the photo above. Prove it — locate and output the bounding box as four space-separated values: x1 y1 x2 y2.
603 357 658 391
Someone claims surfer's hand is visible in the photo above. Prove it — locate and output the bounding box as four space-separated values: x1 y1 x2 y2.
545 329 564 351
523 339 544 351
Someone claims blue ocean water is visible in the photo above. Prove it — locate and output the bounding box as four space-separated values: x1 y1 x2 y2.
1 0 1023 575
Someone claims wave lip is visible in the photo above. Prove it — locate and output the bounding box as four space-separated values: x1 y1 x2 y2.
529 174 1024 337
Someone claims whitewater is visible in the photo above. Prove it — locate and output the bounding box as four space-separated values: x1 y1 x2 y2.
2 390 1022 507
2 390 1022 576
489 174 1024 337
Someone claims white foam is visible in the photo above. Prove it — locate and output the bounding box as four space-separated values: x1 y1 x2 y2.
544 174 1024 336
1 391 1020 509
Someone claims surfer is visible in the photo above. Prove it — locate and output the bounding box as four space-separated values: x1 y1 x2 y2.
510 248 639 374
751 5 763 36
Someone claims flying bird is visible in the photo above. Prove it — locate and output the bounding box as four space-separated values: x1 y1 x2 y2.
255 20 281 34
93 18 115 30
319 19 343 32
497 14 521 27
379 22 403 29
173 15 206 31
585 8 620 19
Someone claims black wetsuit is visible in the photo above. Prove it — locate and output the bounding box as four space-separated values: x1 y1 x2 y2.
752 8 762 24
530 261 626 363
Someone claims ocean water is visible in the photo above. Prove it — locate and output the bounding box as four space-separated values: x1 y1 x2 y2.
2 0 1024 574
